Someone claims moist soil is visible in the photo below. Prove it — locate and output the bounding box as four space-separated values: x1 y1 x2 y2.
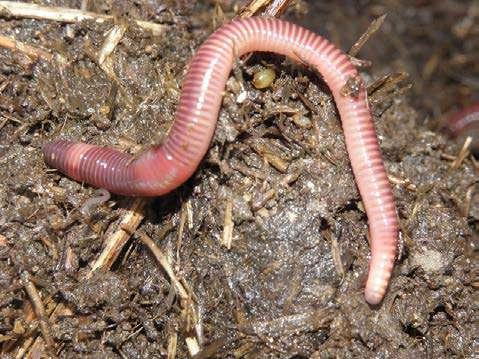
0 1 477 358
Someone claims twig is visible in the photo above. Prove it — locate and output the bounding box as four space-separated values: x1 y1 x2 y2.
328 231 345 279
0 233 6 246
167 332 178 359
0 35 52 61
135 230 200 357
349 13 387 57
14 296 59 359
0 1 166 35
450 136 472 170
388 174 417 191
97 24 127 66
260 0 294 17
87 198 147 277
185 337 201 357
20 272 54 349
176 200 189 263
239 0 294 17
221 198 234 249
136 231 189 301
463 183 476 217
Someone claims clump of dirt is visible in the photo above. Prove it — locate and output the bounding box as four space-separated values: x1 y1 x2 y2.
0 1 476 358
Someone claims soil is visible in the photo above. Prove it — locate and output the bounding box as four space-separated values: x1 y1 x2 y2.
0 0 477 358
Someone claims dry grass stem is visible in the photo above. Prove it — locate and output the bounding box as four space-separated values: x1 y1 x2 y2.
20 272 54 349
137 231 189 300
349 14 387 57
463 184 476 217
176 200 189 262
222 198 234 249
388 174 417 191
450 136 472 169
0 35 52 61
185 337 200 357
87 198 147 277
329 232 345 279
0 1 166 35
98 24 127 65
0 233 6 246
167 332 178 359
239 0 294 17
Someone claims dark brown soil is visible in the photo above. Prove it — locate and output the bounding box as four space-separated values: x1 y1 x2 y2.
0 1 477 358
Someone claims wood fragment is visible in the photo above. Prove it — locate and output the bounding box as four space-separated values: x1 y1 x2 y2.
86 198 147 277
450 136 472 170
20 272 54 349
349 14 387 57
0 233 6 246
260 0 293 17
0 1 166 35
167 332 178 359
185 337 200 357
367 72 409 100
136 231 189 300
239 0 294 18
329 232 345 279
176 200 189 262
222 198 234 249
463 184 476 217
388 174 417 191
98 24 127 65
0 35 52 61
192 337 232 359
16 298 70 358
239 0 272 17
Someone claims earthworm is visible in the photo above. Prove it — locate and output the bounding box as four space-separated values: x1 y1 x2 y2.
442 102 479 152
43 17 398 304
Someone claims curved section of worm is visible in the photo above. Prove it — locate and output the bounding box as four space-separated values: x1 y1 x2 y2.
442 102 479 151
43 17 398 304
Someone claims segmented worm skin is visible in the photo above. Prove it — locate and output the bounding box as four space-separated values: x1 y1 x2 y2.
443 102 479 138
43 17 398 304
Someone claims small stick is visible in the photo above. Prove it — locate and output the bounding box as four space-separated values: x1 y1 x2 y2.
20 272 54 349
239 0 272 17
221 198 234 249
388 174 417 191
176 200 189 262
185 337 200 357
463 184 476 217
0 1 166 35
0 233 6 246
136 231 189 300
328 231 345 279
450 136 472 170
86 198 147 277
0 35 52 61
349 14 387 57
239 0 294 17
261 0 294 17
97 24 127 65
136 230 200 356
167 332 178 359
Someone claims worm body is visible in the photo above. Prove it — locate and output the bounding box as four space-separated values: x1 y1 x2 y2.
443 102 479 152
43 17 398 304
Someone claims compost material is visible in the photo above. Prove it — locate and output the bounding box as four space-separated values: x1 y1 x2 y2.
0 1 476 358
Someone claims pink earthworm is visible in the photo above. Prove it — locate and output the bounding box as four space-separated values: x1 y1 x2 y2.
442 102 479 151
43 17 398 304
